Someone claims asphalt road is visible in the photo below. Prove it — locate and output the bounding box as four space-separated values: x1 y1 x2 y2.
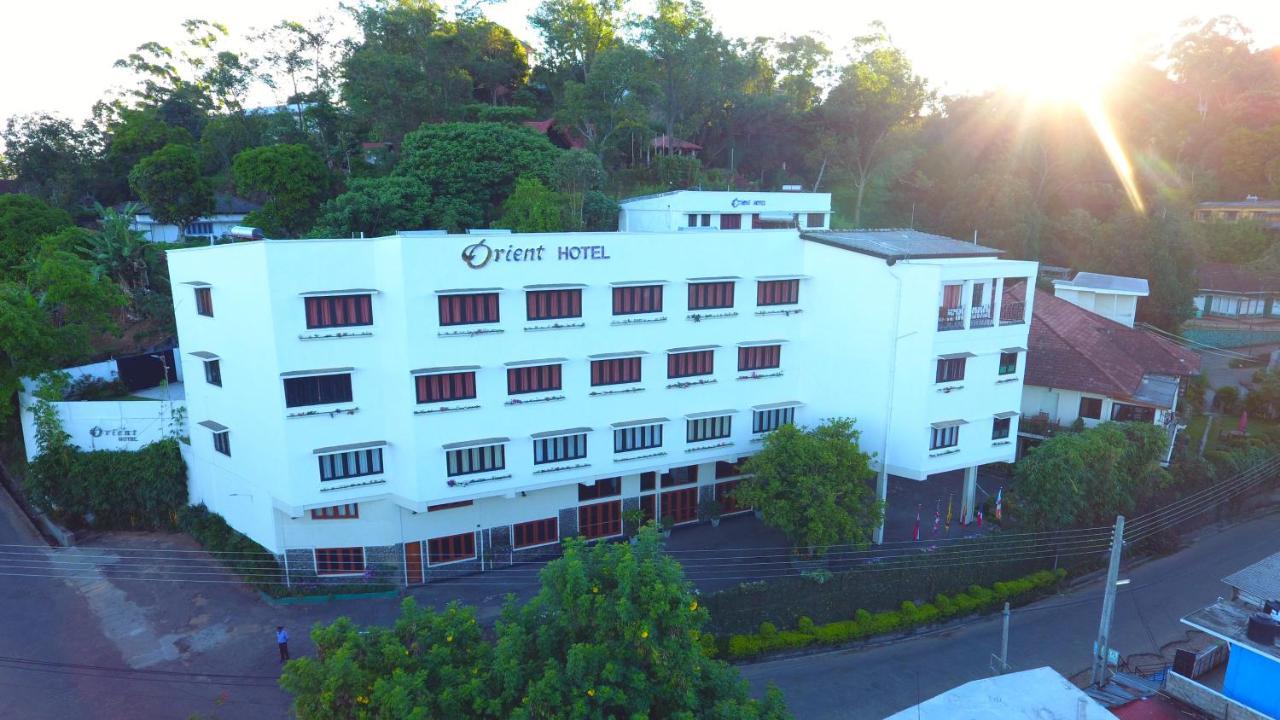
740 511 1280 719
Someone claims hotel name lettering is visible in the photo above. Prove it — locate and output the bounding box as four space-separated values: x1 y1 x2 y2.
462 239 610 269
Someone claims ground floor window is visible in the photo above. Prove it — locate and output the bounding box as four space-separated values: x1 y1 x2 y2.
513 517 558 548
428 532 476 565
1111 403 1155 423
310 503 358 520
661 487 699 524
1079 396 1103 420
715 480 749 514
427 500 473 512
315 547 364 575
578 500 622 539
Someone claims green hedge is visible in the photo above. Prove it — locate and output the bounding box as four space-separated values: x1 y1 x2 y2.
723 569 1066 660
25 439 187 530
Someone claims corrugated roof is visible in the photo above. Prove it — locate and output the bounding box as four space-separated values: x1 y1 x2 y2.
1223 549 1280 601
1196 262 1280 294
1055 272 1149 295
1196 199 1280 209
801 229 1003 260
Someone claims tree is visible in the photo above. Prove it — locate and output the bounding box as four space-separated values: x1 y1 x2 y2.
252 16 342 137
733 418 884 555
310 175 434 238
496 177 567 232
128 143 213 239
0 114 98 210
232 144 331 237
581 190 619 230
79 204 157 301
98 109 194 204
529 0 622 88
1012 422 1169 529
556 43 656 161
640 0 729 144
0 194 73 272
444 19 531 105
554 150 605 227
394 122 562 230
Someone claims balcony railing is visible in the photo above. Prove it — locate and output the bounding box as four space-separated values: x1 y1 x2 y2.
999 301 1026 325
937 306 964 331
970 305 993 328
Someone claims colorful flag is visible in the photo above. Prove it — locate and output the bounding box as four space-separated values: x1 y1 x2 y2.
932 509 941 535
945 494 953 533
977 510 984 528
912 505 921 541
960 499 968 526
994 487 1003 521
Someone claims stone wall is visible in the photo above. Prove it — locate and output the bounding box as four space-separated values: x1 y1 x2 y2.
1166 670 1270 720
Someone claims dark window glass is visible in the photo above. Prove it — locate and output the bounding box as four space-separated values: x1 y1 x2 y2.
639 471 657 492
427 532 476 565
614 424 662 452
753 407 795 433
930 426 960 450
533 433 587 465
513 517 558 548
687 416 732 442
1079 397 1103 420
578 477 621 501
526 289 582 321
212 430 230 456
720 213 742 230
806 213 825 228
668 350 714 378
577 500 621 539
590 357 642 386
305 294 373 328
507 364 562 395
612 285 663 315
738 345 781 371
283 373 353 408
687 214 698 227
1111 404 1154 423
427 500 473 512
992 418 1011 439
998 352 1018 375
700 213 711 227
716 480 745 513
194 287 213 317
438 293 500 326
757 280 800 306
310 504 359 520
688 281 735 310
661 464 699 487
317 448 384 481
936 358 966 383
204 359 222 386
446 444 505 477
715 457 750 478
315 547 364 575
416 372 477 403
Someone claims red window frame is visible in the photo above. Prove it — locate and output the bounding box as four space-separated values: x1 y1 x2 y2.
738 345 781 371
590 357 642 386
513 517 558 548
416 371 477 403
194 287 213 317
507 364 562 395
715 456 750 479
688 281 735 310
806 213 825 228
577 500 622 539
612 285 663 315
661 487 698 525
667 350 714 379
720 213 742 230
526 289 582 321
315 547 364 575
715 480 746 514
305 294 373 328
661 464 699 488
427 532 476 565
578 476 621 501
757 279 799 306
427 500 473 512
438 293 500 326
310 504 359 520
936 358 966 383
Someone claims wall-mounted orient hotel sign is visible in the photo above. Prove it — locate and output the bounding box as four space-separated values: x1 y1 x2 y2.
462 238 611 269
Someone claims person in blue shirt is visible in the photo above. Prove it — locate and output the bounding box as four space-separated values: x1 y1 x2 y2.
276 626 289 662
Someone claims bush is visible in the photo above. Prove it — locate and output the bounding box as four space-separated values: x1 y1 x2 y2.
25 439 187 530
1213 385 1241 414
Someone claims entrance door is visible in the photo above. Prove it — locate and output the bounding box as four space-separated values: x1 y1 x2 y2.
405 541 424 585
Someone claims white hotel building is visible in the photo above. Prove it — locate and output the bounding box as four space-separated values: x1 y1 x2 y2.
168 191 1036 584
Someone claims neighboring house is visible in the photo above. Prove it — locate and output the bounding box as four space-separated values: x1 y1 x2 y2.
166 190 1036 583
129 194 260 243
360 141 395 166
884 667 1117 719
1051 271 1148 328
651 134 702 157
1172 550 1280 720
1192 262 1280 319
1017 288 1200 460
1193 197 1280 230
617 190 831 232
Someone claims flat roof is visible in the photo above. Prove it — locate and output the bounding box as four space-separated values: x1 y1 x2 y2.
1196 199 1280 209
1054 272 1149 296
1223 549 1280 601
1130 374 1180 409
884 667 1116 720
801 229 1003 260
1182 599 1280 665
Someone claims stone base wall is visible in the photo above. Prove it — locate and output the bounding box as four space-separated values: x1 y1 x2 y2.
1166 670 1269 720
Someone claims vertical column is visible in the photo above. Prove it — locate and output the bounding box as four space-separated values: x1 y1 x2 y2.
993 277 1006 327
962 466 978 524
961 279 974 330
873 466 889 544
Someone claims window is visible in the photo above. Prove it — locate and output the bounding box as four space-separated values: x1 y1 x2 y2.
936 358 966 383
614 424 663 452
212 430 230 456
688 415 732 442
998 352 1018 376
427 500 473 512
203 359 222 386
578 500 621 538
310 504 359 520
194 287 213 317
806 213 826 228
686 213 711 227
578 476 621 501
186 221 213 235
738 345 781 371
416 371 476 403
751 214 795 229
720 213 742 230
318 447 383 481
992 418 1011 440
753 406 795 433
930 425 960 450
757 279 800 306
305 294 373 329
687 213 697 227
446 443 505 477
640 471 657 492
428 532 476 565
438 292 500 326
526 289 582 321
1079 397 1103 420
613 285 663 315
508 364 562 395
590 356 642 386
534 432 587 465
284 373 353 408
716 480 744 513
315 547 364 575
715 457 749 478
513 517 558 548
668 350 714 378
661 487 698 524
688 281 735 310
1111 403 1155 423
661 464 699 487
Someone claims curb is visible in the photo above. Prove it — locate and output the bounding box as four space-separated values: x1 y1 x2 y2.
0 463 76 547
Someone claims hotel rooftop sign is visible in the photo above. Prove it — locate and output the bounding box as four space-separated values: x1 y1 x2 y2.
462 239 611 269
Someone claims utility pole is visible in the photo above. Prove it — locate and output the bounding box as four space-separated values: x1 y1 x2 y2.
992 601 1011 675
1091 515 1125 688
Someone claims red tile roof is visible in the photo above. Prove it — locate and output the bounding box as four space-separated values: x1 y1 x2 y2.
1017 288 1201 402
1196 262 1280 294
651 134 702 151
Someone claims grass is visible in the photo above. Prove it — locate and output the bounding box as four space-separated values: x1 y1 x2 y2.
1185 413 1280 453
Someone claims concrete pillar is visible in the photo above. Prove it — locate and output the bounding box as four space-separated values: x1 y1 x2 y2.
993 277 1005 326
873 466 889 544
961 279 974 329
962 466 978 524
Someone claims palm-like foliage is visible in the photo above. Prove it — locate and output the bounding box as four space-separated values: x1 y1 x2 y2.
81 203 156 301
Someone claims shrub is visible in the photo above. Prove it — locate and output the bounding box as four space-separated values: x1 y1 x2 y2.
26 439 187 530
813 620 861 644
758 621 778 637
934 593 956 617
796 616 816 634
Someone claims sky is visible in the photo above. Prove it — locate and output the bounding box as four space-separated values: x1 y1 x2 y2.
2 0 1279 122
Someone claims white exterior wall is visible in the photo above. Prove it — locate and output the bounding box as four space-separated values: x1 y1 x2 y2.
132 213 248 243
618 191 831 232
1019 385 1170 429
168 224 1034 555
1053 287 1139 327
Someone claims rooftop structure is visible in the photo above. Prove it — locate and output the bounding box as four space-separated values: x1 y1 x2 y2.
129 193 261 244
1052 272 1148 328
883 667 1116 720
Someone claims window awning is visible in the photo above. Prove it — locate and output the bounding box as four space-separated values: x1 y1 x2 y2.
313 440 387 455
994 411 1020 420
181 280 211 287
687 275 741 282
410 365 480 376
588 350 648 360
756 274 810 281
188 351 220 360
442 437 509 451
524 283 587 291
504 357 568 368
530 427 592 440
666 344 720 354
280 367 354 378
757 211 796 220
197 420 228 432
434 287 503 295
610 417 669 429
1002 346 1028 353
299 288 379 297
938 352 976 360
752 401 804 411
930 419 968 429
610 279 669 287
685 409 738 420
737 339 788 348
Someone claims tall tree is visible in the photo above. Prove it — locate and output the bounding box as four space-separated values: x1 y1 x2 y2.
640 0 728 145
0 114 98 210
310 175 434 238
232 144 331 237
553 149 605 227
0 194 73 271
529 0 622 88
557 43 657 162
496 177 567 232
128 143 213 239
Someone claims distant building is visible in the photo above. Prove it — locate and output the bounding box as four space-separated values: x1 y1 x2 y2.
650 134 702 157
360 141 395 166
129 194 260 243
1173 550 1280 719
1052 272 1149 328
617 190 830 232
883 666 1117 719
1192 262 1280 319
1194 197 1280 230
